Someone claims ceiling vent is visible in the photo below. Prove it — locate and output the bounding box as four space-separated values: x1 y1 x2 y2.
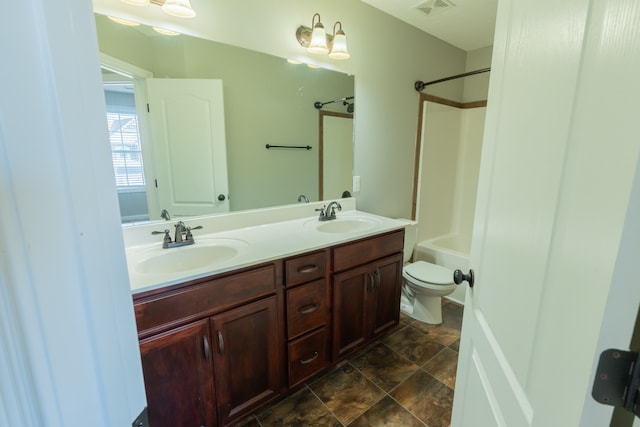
415 0 456 17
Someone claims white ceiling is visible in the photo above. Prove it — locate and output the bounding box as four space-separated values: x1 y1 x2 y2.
361 0 497 51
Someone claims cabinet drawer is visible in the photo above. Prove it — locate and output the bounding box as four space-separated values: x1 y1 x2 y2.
285 251 326 287
286 279 327 339
332 230 404 272
288 328 328 387
134 264 277 336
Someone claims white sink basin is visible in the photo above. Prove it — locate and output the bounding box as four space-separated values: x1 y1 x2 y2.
129 238 248 275
306 216 382 234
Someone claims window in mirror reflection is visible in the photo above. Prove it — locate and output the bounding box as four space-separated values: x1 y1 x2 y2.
104 85 150 222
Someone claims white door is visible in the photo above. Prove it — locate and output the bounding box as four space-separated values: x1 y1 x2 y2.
146 78 229 218
451 0 640 426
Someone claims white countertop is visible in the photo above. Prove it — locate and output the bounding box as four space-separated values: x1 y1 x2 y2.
123 200 406 294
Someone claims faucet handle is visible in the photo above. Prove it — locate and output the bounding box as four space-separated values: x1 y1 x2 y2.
315 205 326 218
185 225 203 242
151 229 172 248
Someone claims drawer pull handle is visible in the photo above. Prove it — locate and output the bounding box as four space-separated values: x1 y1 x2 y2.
300 352 319 365
217 330 224 354
298 264 318 274
299 303 319 314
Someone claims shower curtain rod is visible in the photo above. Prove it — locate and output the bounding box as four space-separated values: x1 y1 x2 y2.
314 96 354 110
414 67 491 92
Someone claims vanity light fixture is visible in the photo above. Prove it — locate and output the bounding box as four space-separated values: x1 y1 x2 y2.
328 22 350 60
296 13 350 60
307 13 329 54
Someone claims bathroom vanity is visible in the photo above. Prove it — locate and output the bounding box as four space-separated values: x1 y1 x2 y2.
126 200 404 427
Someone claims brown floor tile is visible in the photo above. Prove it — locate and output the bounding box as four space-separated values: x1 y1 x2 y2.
347 395 426 427
409 302 463 347
423 347 458 389
257 387 341 427
350 343 419 392
309 363 385 425
390 370 453 427
399 311 414 326
383 326 444 365
243 302 464 426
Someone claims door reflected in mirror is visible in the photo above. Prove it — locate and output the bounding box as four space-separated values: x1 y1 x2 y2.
95 14 355 223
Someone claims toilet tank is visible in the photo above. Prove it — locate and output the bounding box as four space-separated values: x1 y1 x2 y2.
395 219 418 263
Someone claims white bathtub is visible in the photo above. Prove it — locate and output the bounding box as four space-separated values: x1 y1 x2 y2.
414 234 471 305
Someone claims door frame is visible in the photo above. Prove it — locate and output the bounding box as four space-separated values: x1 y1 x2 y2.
318 110 353 200
100 53 160 219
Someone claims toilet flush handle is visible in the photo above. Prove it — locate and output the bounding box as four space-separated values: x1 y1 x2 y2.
453 269 475 288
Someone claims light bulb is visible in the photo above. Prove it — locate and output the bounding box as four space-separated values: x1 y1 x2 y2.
162 0 196 18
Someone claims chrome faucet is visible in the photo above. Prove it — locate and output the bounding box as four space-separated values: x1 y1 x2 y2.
298 194 310 203
174 221 188 243
160 209 171 220
317 201 342 221
151 221 203 249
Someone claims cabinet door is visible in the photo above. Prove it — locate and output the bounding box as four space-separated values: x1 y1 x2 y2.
139 319 216 427
332 264 372 360
371 253 403 337
212 296 280 426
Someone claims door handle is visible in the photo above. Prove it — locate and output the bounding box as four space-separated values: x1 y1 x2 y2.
203 336 210 359
374 269 381 290
453 269 475 288
217 330 224 354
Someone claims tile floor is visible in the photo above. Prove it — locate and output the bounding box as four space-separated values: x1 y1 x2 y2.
235 300 463 427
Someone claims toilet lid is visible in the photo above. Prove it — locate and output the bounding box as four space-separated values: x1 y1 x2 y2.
404 261 454 285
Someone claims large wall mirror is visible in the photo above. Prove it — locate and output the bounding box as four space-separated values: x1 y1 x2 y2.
94 14 354 223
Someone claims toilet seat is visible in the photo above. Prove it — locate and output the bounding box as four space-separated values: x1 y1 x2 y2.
404 261 454 286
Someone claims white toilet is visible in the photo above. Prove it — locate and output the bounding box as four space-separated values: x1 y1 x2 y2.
399 220 457 324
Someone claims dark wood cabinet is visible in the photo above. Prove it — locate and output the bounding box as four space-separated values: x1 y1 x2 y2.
284 251 331 387
212 296 280 426
134 263 283 427
133 229 403 426
332 231 404 360
139 319 216 427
